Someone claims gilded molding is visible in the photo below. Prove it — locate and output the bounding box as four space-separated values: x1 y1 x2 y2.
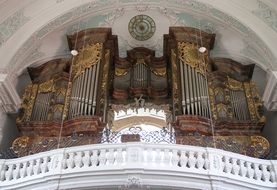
12 136 29 153
38 79 54 93
227 77 243 91
244 82 258 120
208 85 217 120
115 67 129 76
63 82 72 120
16 84 38 123
152 67 166 77
250 135 270 157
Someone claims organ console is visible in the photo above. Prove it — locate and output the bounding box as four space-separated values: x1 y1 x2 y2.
13 27 269 158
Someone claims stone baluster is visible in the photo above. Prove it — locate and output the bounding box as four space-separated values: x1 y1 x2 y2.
33 158 41 175
223 156 232 174
115 148 124 164
171 149 179 166
0 160 5 181
196 152 205 169
261 165 270 182
5 164 13 181
82 150 91 168
99 149 107 166
19 162 27 178
40 157 49 173
163 149 170 165
12 163 20 180
107 149 115 165
246 162 254 179
188 151 196 169
155 148 162 165
91 150 99 167
180 151 188 167
75 152 83 168
26 160 34 176
269 165 276 183
253 163 262 180
207 149 223 176
49 151 65 174
146 148 153 164
231 158 239 175
238 159 247 177
66 152 75 169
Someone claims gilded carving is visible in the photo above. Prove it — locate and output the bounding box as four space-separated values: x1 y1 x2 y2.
12 136 29 153
63 82 72 120
16 84 38 123
227 77 243 91
178 42 208 75
244 82 260 121
72 43 103 80
115 67 129 76
152 67 166 77
38 79 54 93
250 136 270 157
208 85 218 120
249 82 266 123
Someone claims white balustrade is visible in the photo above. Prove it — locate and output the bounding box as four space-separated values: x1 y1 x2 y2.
0 143 276 190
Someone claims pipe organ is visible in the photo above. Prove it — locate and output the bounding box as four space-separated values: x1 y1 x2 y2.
13 27 269 158
113 48 168 102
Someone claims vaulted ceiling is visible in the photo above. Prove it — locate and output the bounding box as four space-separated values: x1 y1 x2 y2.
0 0 277 77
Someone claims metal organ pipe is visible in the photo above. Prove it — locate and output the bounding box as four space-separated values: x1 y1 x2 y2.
192 68 198 115
180 61 186 114
179 58 211 118
89 64 96 115
92 61 100 115
184 63 190 115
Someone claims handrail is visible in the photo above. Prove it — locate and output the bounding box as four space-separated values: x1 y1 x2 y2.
0 143 276 190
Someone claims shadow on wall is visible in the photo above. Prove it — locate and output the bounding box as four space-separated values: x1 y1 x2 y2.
0 112 19 150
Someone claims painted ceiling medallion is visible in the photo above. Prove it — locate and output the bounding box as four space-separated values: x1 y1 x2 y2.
128 15 156 41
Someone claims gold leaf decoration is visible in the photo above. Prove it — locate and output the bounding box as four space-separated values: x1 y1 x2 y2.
72 43 103 80
178 42 208 75
38 79 54 93
115 67 129 76
227 77 243 91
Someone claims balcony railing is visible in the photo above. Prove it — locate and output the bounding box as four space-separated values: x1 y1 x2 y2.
0 143 276 190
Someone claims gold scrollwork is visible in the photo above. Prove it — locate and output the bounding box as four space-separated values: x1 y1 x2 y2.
243 81 265 122
12 136 29 152
72 43 103 80
250 82 266 123
250 136 270 157
251 136 269 149
152 67 166 77
115 67 129 76
208 85 218 120
227 77 243 91
38 79 54 93
16 84 38 123
63 82 72 120
178 42 208 75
